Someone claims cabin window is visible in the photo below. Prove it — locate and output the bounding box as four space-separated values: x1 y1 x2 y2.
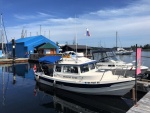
89 63 95 70
55 65 61 72
63 66 78 73
80 64 89 73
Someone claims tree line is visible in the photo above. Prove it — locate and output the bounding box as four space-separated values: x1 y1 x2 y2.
131 44 150 50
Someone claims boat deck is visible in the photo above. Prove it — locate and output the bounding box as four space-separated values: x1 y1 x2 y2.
127 91 150 113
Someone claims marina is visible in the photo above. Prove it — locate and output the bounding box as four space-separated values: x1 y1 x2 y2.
0 52 150 113
0 0 150 112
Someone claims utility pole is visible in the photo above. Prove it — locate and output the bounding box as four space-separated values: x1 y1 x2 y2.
40 25 41 35
12 38 16 63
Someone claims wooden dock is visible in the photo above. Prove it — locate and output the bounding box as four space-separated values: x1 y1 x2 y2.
127 91 150 113
0 58 28 64
137 80 150 92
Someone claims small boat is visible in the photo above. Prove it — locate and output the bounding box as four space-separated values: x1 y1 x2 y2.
114 32 133 55
34 54 135 96
92 48 148 77
115 47 133 55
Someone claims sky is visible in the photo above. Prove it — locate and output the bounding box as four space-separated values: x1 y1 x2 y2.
0 0 150 47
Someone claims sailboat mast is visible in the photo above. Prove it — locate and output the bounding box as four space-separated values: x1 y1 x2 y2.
116 31 117 48
0 14 4 55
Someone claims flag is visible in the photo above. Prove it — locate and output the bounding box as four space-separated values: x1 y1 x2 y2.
33 64 37 73
136 48 141 75
86 28 90 36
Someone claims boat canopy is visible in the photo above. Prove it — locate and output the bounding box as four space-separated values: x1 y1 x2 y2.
39 56 62 64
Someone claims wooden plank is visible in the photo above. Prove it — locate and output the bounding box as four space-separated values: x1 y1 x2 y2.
0 58 28 64
127 91 150 113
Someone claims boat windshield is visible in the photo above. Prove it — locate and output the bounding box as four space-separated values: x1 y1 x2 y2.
63 65 78 74
80 62 95 73
80 64 89 73
93 51 120 62
89 63 95 70
106 52 120 61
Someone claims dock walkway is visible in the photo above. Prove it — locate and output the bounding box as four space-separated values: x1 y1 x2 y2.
127 91 150 113
0 58 28 64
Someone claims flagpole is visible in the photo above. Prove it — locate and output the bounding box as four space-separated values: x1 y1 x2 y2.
135 44 137 105
85 28 87 57
85 28 90 57
86 42 87 57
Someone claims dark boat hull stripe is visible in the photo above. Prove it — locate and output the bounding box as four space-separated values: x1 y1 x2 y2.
38 76 134 88
39 76 54 83
55 81 134 88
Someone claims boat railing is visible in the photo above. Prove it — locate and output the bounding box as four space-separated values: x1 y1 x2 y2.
99 70 106 82
115 65 129 80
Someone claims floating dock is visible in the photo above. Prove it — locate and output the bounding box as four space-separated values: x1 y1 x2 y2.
127 91 150 113
0 58 28 64
137 79 150 92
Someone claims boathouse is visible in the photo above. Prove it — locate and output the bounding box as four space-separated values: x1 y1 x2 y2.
6 35 59 58
38 43 57 55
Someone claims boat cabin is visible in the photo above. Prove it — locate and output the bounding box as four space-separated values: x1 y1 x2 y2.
92 48 120 63
38 55 97 76
54 61 96 74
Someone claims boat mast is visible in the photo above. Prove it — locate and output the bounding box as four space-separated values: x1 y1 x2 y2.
116 31 117 48
0 13 9 57
75 15 78 62
0 14 4 56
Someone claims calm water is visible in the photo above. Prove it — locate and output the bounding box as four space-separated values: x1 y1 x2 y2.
0 51 149 113
117 51 150 68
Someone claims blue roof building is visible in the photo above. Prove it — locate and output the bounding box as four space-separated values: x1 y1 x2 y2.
7 35 59 58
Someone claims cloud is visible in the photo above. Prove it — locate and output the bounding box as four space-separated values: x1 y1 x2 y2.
14 12 53 20
83 0 150 19
14 14 36 20
6 0 150 47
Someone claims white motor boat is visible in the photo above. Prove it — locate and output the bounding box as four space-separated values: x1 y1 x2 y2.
34 54 135 96
115 47 133 55
92 48 148 77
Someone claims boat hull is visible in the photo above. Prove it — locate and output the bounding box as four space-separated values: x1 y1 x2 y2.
35 74 135 96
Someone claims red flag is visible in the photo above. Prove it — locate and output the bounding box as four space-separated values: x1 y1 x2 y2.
33 64 37 73
136 48 141 75
86 28 90 36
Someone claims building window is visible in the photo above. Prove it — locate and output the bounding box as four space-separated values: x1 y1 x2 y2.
44 49 50 54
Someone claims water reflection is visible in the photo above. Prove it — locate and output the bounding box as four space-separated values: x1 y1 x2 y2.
12 63 16 84
35 82 133 113
0 65 11 107
1 63 36 80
